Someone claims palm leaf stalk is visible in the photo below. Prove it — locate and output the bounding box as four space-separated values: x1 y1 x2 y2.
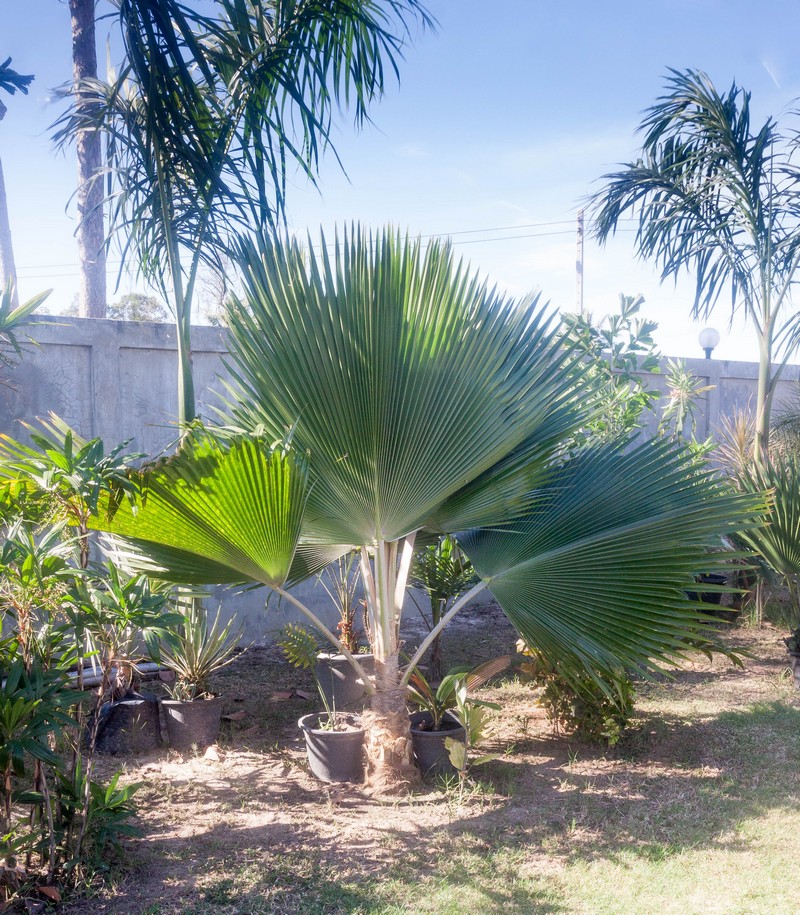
93 227 766 791
591 68 800 461
51 0 433 426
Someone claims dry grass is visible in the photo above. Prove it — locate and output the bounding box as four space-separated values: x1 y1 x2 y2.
61 610 800 915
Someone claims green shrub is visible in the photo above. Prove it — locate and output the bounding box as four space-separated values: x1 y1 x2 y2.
518 641 635 746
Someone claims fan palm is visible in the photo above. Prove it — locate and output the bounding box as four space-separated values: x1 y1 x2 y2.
591 68 800 460
733 452 800 625
94 228 764 789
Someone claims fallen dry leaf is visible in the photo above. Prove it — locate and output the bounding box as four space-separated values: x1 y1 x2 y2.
38 886 60 902
204 746 221 761
222 711 247 722
270 691 292 701
295 690 313 700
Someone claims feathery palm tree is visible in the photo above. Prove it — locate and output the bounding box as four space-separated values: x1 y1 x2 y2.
53 0 433 425
0 58 33 310
94 228 764 790
591 68 800 460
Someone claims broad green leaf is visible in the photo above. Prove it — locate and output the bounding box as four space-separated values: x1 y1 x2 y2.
459 438 765 683
445 737 466 770
222 228 595 544
94 430 308 587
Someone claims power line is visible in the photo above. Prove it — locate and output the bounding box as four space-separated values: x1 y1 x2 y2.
15 217 640 278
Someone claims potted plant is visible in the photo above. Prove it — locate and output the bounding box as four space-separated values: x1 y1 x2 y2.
314 553 374 709
159 600 241 751
75 566 179 756
278 624 365 783
785 629 800 687
406 656 509 778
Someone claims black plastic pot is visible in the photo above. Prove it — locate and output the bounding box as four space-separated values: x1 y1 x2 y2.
788 652 800 689
95 693 161 755
162 696 223 751
315 653 374 709
409 710 465 778
686 573 728 606
298 712 365 783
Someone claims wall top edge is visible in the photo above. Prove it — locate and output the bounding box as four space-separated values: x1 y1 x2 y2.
27 316 229 351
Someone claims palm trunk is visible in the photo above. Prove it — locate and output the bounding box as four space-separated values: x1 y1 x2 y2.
755 328 771 463
0 145 19 309
360 539 419 791
69 0 107 318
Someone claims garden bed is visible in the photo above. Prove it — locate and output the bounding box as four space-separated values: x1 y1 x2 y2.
62 607 800 915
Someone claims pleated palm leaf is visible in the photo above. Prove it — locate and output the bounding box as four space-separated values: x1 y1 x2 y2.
95 228 765 789
733 453 800 625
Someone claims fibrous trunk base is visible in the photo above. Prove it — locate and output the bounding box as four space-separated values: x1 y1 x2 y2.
363 656 419 793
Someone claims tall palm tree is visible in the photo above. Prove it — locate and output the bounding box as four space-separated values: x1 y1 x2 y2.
93 228 763 790
68 0 107 318
53 0 433 425
0 58 34 310
591 69 800 461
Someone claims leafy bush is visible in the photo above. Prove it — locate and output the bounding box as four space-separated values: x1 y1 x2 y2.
518 641 635 746
0 420 153 899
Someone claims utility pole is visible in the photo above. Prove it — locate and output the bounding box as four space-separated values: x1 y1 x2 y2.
576 209 584 315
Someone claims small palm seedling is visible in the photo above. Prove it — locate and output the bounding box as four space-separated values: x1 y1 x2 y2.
406 655 512 731
444 677 501 804
277 624 342 729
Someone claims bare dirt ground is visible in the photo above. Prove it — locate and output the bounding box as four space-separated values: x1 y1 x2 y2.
60 605 800 915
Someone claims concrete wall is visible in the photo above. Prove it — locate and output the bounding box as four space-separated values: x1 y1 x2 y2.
0 317 326 644
632 356 800 443
0 317 231 457
2 317 799 641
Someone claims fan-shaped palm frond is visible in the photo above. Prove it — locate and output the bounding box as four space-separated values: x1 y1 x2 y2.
222 228 595 544
459 439 761 682
96 429 312 588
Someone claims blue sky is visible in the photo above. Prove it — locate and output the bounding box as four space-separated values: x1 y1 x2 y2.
3 0 800 361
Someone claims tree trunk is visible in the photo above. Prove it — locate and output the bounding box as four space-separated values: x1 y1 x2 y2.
427 596 447 682
428 632 444 683
361 540 419 791
363 653 418 792
69 0 106 318
0 155 18 309
755 326 772 463
0 98 18 309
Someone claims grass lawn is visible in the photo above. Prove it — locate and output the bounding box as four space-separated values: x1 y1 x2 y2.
63 608 800 915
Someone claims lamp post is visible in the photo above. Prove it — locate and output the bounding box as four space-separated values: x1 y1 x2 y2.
698 327 720 359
